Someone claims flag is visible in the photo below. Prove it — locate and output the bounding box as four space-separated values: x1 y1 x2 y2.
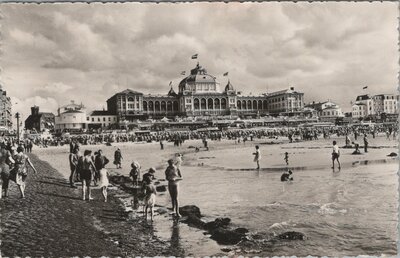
181 71 186 75
363 86 368 90
191 54 198 59
223 72 229 76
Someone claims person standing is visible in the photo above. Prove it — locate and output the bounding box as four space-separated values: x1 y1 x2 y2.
94 150 109 184
253 145 261 170
114 148 123 169
129 161 141 186
81 150 97 201
363 134 369 153
0 145 14 198
10 146 37 198
165 159 182 218
331 141 341 170
69 148 80 188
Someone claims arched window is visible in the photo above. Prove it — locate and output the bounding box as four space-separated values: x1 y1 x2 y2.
208 98 214 110
155 101 160 111
242 100 247 109
128 97 134 102
258 100 262 110
148 101 154 111
167 101 172 111
201 98 206 110
247 100 252 110
215 98 220 109
173 101 179 111
237 100 241 110
221 98 227 109
194 98 200 110
253 100 257 110
143 101 148 111
161 101 166 111
263 100 268 110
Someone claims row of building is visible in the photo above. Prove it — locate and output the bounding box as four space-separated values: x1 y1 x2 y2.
0 85 12 132
20 63 398 133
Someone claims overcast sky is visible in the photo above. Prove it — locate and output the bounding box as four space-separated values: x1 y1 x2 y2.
0 2 398 122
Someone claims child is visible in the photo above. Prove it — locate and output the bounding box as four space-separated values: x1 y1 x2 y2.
98 168 109 202
253 145 261 170
143 168 157 222
281 170 293 182
284 152 289 165
130 161 141 187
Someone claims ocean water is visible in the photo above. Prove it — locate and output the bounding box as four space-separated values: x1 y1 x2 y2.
154 157 398 256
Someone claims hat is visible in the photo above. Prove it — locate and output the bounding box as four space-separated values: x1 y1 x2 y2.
148 167 156 173
131 161 140 168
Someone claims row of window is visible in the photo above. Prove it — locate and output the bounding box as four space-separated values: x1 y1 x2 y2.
86 117 117 122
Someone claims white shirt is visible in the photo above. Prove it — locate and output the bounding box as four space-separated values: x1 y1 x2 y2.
332 145 339 154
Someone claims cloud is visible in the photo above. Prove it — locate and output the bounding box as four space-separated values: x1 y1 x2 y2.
0 2 397 122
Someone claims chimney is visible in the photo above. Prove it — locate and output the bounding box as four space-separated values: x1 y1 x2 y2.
31 106 39 115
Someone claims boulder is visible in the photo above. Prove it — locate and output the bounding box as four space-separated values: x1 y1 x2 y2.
210 228 245 245
156 185 167 192
234 227 249 234
185 214 206 229
388 152 398 157
179 205 202 218
277 231 306 240
205 218 231 230
156 207 169 215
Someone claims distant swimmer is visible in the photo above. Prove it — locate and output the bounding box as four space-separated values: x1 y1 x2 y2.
284 152 289 165
253 145 261 170
331 141 341 170
281 170 293 182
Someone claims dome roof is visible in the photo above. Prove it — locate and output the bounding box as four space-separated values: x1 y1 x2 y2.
224 80 234 91
179 63 217 93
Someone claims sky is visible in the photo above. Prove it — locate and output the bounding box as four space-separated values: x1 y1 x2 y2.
0 2 398 124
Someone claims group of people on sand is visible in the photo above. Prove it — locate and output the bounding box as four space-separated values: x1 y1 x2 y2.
0 143 37 199
129 155 183 222
69 145 110 202
68 144 183 222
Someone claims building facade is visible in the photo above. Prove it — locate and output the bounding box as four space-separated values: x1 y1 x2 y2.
305 101 344 122
0 86 12 132
24 106 55 132
107 63 305 123
86 110 118 129
352 94 399 118
54 101 87 132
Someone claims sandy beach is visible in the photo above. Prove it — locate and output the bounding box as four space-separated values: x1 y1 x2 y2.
24 135 398 256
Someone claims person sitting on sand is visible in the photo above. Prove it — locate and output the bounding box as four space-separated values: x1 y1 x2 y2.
351 141 361 155
331 141 341 170
253 145 261 170
281 170 293 182
165 159 182 218
130 161 141 187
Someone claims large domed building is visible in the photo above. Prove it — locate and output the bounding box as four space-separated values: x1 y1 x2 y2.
107 63 304 122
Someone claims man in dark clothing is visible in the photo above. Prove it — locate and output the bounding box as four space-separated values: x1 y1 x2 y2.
0 146 14 198
363 134 369 153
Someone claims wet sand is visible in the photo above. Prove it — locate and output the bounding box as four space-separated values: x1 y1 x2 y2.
27 135 399 256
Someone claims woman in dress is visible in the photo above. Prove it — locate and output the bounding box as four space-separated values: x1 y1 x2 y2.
98 167 109 202
81 150 97 201
12 146 37 198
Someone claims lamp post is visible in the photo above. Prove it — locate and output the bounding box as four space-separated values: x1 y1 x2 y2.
15 112 20 143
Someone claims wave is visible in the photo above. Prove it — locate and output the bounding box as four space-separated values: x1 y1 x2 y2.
318 202 347 215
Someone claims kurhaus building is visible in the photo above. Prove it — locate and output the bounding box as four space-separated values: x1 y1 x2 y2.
107 63 305 122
